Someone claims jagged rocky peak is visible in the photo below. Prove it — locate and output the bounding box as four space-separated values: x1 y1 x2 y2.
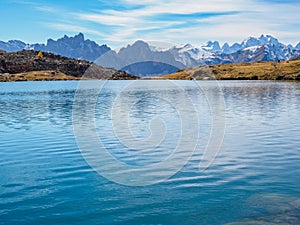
203 40 221 52
239 35 280 49
0 40 26 52
62 32 84 40
222 42 230 49
119 40 151 55
132 40 150 48
57 33 84 45
221 42 231 53
73 32 85 42
295 42 300 50
242 37 261 48
259 34 279 45
33 33 111 62
46 38 54 46
7 40 26 45
225 42 242 54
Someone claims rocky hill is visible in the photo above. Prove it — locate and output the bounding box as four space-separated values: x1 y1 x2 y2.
0 50 138 81
161 59 300 81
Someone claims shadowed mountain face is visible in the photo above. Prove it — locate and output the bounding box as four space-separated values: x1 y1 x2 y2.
96 41 185 76
0 33 300 77
32 33 111 62
0 40 27 52
0 33 111 62
121 61 181 77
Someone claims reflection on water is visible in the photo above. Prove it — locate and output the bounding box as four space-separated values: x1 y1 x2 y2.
223 81 297 119
0 82 77 130
0 80 300 225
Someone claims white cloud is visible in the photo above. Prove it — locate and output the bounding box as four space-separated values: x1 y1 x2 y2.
41 0 300 48
34 6 58 13
47 23 107 37
77 13 140 26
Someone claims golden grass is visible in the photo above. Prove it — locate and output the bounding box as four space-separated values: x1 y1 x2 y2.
0 70 88 82
161 59 300 80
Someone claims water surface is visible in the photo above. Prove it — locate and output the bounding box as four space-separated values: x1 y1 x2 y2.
0 80 300 225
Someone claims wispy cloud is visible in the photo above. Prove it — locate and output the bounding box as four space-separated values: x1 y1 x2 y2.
77 13 140 26
34 6 58 13
46 23 107 37
27 0 300 47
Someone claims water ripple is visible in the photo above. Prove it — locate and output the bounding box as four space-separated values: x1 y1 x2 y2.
0 81 300 225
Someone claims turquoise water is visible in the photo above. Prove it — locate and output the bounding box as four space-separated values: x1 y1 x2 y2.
0 80 300 225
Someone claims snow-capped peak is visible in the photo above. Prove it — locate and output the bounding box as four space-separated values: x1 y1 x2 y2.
241 37 261 48
202 41 221 52
243 45 262 53
258 34 279 45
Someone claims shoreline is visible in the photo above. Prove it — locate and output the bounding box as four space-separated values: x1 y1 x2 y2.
1 58 300 82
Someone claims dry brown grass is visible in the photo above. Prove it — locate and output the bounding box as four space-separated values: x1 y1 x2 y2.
161 59 300 81
0 70 89 82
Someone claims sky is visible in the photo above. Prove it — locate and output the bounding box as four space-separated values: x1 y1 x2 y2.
0 0 300 49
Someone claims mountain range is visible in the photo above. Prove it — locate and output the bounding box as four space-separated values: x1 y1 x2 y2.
1 33 299 76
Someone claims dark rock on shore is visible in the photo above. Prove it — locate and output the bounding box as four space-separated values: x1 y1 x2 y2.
109 70 140 80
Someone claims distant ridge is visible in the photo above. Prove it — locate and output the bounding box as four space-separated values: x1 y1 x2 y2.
32 33 111 62
0 33 111 61
0 34 300 76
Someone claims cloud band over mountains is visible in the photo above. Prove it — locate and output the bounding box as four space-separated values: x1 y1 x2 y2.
1 0 300 47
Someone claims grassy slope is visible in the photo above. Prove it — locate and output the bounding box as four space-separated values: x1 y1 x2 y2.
0 70 84 82
161 59 300 81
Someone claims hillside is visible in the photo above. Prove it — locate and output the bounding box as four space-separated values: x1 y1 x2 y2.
161 59 300 81
0 50 138 81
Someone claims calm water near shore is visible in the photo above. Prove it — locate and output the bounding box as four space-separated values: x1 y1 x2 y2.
0 80 300 225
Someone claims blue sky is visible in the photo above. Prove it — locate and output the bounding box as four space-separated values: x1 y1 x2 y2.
0 0 299 48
